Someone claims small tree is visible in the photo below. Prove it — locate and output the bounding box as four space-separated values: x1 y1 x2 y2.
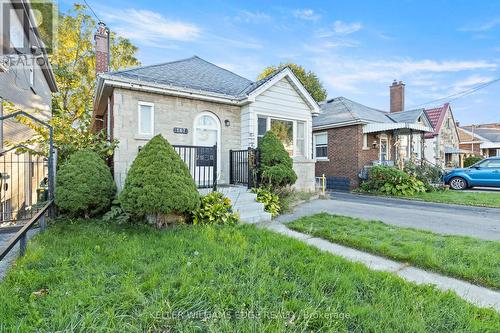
55 150 116 217
259 131 297 188
464 156 483 167
119 135 200 227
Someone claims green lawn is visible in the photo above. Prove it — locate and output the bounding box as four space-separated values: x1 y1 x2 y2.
0 220 498 332
288 213 500 290
407 191 500 208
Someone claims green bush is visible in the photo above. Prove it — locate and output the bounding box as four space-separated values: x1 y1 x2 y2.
119 135 200 227
55 150 115 218
404 161 444 191
464 156 483 167
192 192 239 225
360 166 426 196
251 187 281 217
258 131 297 188
102 200 130 225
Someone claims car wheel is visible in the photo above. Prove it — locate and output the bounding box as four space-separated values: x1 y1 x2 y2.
449 177 467 190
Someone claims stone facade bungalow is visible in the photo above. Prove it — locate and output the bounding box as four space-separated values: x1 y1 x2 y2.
423 103 461 169
92 56 319 192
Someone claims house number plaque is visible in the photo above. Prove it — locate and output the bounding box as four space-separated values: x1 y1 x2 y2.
173 127 188 134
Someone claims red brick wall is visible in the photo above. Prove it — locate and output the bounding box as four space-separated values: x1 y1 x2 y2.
315 125 380 189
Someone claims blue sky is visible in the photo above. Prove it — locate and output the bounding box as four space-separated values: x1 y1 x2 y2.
62 0 500 124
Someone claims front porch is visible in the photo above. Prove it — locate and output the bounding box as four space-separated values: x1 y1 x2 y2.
363 123 432 169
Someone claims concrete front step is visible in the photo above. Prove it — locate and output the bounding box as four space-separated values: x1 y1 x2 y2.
216 186 272 224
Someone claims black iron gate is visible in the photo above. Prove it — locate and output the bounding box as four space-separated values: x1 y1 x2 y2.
229 148 259 189
173 144 217 190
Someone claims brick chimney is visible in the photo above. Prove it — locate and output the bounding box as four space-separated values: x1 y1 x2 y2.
94 22 109 74
390 80 405 113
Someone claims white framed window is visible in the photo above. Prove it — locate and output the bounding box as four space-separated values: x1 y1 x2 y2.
138 102 154 136
296 121 306 157
314 132 328 160
256 115 308 158
379 134 388 162
363 134 369 149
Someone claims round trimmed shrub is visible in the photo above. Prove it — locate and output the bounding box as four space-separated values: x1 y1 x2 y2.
464 156 483 167
119 134 200 227
259 131 297 188
55 150 116 217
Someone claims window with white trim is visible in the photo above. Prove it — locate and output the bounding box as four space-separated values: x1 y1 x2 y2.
296 121 306 157
314 133 328 159
138 102 154 135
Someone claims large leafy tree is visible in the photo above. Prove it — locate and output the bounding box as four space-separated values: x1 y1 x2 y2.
17 4 140 162
257 63 327 103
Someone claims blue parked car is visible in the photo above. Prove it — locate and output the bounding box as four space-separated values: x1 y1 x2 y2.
443 157 500 190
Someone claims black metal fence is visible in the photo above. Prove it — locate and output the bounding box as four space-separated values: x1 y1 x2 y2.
173 144 217 190
0 152 48 224
229 148 259 189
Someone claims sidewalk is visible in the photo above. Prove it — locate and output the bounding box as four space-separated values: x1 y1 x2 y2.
261 222 500 311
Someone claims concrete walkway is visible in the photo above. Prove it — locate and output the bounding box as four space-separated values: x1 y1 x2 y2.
0 229 37 280
276 193 500 240
263 222 500 311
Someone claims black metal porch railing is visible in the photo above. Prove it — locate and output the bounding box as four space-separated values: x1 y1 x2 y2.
229 148 259 189
173 144 217 190
0 200 53 262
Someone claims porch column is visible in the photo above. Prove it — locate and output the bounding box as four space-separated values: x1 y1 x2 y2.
409 129 413 160
420 133 425 166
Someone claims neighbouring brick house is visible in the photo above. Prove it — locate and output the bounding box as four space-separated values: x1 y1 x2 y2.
458 124 500 158
313 96 433 190
423 103 462 169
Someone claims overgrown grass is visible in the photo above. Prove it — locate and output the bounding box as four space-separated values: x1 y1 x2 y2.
0 219 498 332
279 190 316 213
409 191 500 208
288 213 500 290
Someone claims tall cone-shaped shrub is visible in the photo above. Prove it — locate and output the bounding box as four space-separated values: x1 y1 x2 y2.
119 135 200 227
259 131 297 188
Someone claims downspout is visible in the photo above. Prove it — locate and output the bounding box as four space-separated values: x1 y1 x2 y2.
107 96 111 141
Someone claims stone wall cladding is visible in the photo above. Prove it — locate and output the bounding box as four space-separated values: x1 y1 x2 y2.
112 88 241 189
292 159 316 192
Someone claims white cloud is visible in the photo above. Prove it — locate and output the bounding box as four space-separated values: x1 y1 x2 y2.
234 10 271 23
460 18 500 32
312 56 497 94
293 9 321 21
315 21 362 38
103 9 200 43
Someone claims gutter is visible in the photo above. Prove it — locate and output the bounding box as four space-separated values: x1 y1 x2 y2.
99 75 248 106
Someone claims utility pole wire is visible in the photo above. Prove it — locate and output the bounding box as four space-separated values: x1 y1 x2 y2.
410 77 500 108
82 0 102 23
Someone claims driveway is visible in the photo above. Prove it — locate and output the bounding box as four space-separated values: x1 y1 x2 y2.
276 192 500 241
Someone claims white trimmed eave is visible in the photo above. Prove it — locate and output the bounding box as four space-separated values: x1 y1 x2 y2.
481 141 500 149
363 123 434 134
94 75 250 115
313 120 366 131
246 68 321 115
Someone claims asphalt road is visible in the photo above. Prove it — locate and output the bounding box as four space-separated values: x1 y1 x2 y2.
276 192 500 241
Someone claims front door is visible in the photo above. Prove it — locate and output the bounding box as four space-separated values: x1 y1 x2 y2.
193 112 220 187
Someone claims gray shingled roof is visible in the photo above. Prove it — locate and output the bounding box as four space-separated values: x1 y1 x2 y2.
313 97 431 129
387 108 426 123
314 97 391 127
105 56 254 98
103 56 294 99
462 126 500 142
